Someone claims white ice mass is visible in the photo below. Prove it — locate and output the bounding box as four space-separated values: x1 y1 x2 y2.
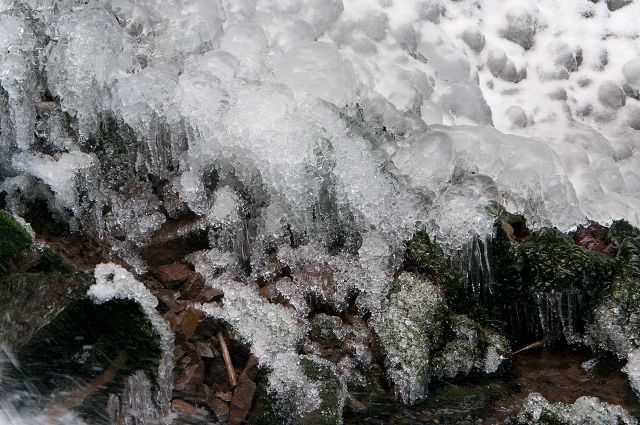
2 0 640 422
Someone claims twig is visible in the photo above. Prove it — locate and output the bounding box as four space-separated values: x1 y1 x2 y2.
217 332 237 387
513 339 546 355
46 351 128 423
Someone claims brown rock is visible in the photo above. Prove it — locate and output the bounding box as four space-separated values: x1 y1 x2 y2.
179 273 206 300
228 373 257 425
259 284 281 303
243 355 260 381
153 262 192 288
178 308 203 339
196 341 215 359
175 361 205 391
206 389 230 423
215 391 233 402
195 287 224 303
171 399 195 415
154 288 178 312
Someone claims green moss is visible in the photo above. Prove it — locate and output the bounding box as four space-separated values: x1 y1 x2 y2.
0 210 32 271
309 314 344 349
426 383 502 411
518 228 614 295
31 246 75 273
299 357 346 425
405 231 480 317
606 219 640 248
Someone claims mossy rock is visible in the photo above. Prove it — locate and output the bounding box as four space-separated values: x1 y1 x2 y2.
405 231 481 317
606 219 640 248
246 357 346 425
309 314 344 349
432 314 510 381
0 210 32 272
590 236 640 355
375 272 447 404
518 227 614 295
296 356 346 425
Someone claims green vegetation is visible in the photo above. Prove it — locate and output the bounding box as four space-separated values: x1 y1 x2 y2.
0 209 32 272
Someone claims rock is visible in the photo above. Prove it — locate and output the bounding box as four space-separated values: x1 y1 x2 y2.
153 262 192 288
208 393 230 422
171 399 196 415
374 272 447 404
517 392 636 424
432 315 510 381
426 384 502 419
506 106 528 128
178 308 204 339
229 372 257 425
589 236 640 357
195 286 224 303
623 57 640 90
573 222 613 256
179 272 205 300
296 356 347 425
175 360 205 391
309 314 345 349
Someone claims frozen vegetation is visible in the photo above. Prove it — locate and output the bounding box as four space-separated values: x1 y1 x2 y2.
1 0 640 423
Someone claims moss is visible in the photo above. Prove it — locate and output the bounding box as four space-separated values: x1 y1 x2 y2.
426 383 502 412
0 210 32 271
376 272 448 404
298 357 346 425
606 219 640 248
518 228 614 295
31 246 75 273
309 314 344 349
405 231 481 317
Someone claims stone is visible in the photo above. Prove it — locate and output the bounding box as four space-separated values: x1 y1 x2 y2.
374 272 447 404
175 360 205 391
195 286 224 303
153 262 192 288
229 372 257 425
171 399 196 415
178 308 204 339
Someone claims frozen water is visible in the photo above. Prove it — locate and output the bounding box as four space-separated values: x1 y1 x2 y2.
2 0 640 418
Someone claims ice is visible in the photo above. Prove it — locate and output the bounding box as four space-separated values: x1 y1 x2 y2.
624 348 640 398
518 392 636 424
2 0 640 416
275 42 359 105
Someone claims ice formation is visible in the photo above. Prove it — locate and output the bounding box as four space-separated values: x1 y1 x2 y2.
91 263 174 422
1 0 640 421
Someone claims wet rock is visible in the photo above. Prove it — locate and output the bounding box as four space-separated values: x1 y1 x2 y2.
426 384 502 420
309 314 345 349
517 392 636 424
296 356 347 425
195 286 224 303
573 222 613 257
153 261 192 288
432 315 510 381
374 272 447 404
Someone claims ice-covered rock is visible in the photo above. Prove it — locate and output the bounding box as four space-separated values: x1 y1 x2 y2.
373 272 447 404
517 392 636 425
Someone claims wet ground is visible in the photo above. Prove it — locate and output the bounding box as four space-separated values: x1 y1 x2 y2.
345 346 640 424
